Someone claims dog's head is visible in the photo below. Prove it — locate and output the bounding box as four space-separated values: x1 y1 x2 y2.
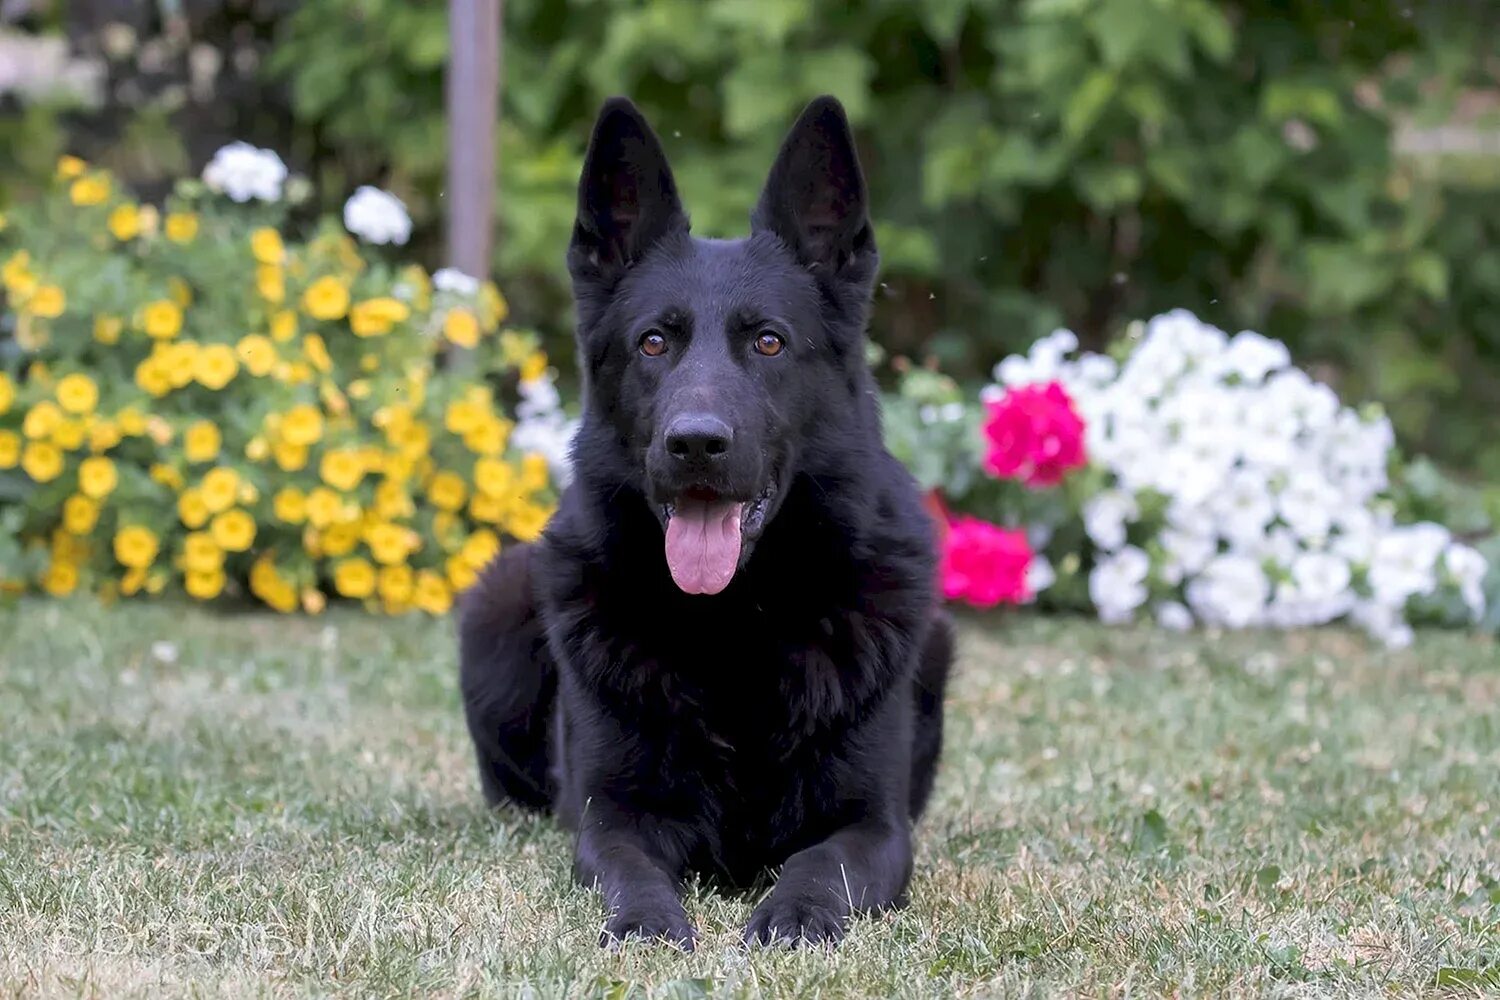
566 96 880 596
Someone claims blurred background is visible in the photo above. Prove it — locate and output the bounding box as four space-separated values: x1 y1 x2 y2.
2 0 1498 480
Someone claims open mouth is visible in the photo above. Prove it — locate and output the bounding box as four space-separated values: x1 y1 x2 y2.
660 485 775 595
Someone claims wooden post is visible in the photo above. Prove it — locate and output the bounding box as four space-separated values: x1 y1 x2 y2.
445 0 502 368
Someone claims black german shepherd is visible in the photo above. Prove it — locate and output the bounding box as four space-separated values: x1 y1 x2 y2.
458 95 952 948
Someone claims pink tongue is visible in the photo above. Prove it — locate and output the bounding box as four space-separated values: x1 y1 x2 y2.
664 499 744 595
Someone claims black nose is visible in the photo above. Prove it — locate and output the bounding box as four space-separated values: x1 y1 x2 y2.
665 413 733 464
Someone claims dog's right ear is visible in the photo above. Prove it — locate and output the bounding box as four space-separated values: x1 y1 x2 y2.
567 98 687 286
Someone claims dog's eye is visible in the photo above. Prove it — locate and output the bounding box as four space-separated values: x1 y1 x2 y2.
754 331 785 357
638 331 667 357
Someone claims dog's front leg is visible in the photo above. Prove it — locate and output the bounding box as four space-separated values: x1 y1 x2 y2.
744 817 911 947
575 802 696 949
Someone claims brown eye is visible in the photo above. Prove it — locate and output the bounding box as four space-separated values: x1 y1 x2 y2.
639 331 667 357
755 331 785 357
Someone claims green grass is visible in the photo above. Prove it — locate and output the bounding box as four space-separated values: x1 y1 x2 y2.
1 599 1497 998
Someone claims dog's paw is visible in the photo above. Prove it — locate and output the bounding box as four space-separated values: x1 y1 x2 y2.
600 904 697 951
744 893 847 948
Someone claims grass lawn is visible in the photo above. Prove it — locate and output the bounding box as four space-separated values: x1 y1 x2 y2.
1 598 1497 998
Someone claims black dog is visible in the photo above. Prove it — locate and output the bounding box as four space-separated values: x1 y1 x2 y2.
458 95 952 949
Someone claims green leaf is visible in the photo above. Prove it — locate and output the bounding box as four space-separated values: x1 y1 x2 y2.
1131 808 1170 855
1063 69 1117 138
1406 251 1450 300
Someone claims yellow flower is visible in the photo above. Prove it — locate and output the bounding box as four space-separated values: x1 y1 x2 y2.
251 227 286 265
89 419 122 453
165 212 199 243
270 310 298 343
56 155 86 179
319 449 365 491
62 495 99 534
520 453 549 494
94 314 123 345
479 282 509 330
256 265 286 304
181 532 224 573
70 174 110 206
147 416 173 446
117 407 147 436
24 401 63 439
42 560 80 597
378 564 414 605
185 567 226 600
141 299 184 339
303 334 333 373
445 399 486 435
164 341 198 388
305 487 343 529
134 357 172 398
414 571 452 615
521 353 550 385
507 501 552 542
374 480 414 520
0 372 12 413
28 284 66 319
320 522 360 557
114 525 160 569
210 508 256 552
56 374 99 415
178 489 210 529
334 558 377 598
273 487 307 525
108 203 142 241
365 522 414 566
169 277 193 309
1 251 35 298
442 308 480 348
201 467 240 513
446 554 478 592
0 430 19 468
465 416 511 456
78 456 118 498
193 344 239 390
471 457 514 500
469 492 506 524
273 440 308 471
426 471 467 512
279 404 324 446
349 297 411 337
361 353 380 373
302 277 350 321
461 529 501 570
184 420 221 463
301 588 327 615
150 463 184 490
235 334 277 377
53 419 86 451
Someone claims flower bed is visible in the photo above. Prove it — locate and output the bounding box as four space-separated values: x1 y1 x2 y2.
0 149 572 614
886 311 1496 647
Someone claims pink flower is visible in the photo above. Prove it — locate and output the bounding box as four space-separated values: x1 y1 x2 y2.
982 381 1087 488
941 516 1033 608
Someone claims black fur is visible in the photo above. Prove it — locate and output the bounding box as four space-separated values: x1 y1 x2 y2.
458 96 953 949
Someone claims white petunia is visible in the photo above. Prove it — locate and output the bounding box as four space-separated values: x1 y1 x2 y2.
1351 599 1415 650
1026 554 1056 596
202 141 287 202
1185 553 1269 628
1155 601 1194 632
1291 551 1352 605
1367 522 1450 606
1083 490 1137 552
432 267 482 296
1223 330 1291 382
1444 544 1489 619
1212 469 1276 548
513 415 579 488
1277 469 1340 542
1089 546 1150 624
343 185 412 246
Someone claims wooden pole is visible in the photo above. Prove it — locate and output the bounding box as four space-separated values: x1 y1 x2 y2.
445 0 502 367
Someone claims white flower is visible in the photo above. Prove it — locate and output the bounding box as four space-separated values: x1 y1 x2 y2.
516 374 563 420
1351 599 1414 650
1444 544 1489 619
202 141 287 202
1083 490 1137 552
994 354 1044 387
1277 469 1339 542
1367 522 1450 606
1291 551 1352 605
1224 330 1290 382
1026 554 1056 596
433 267 482 296
1155 601 1194 631
513 416 579 488
1212 469 1275 547
1089 546 1150 624
1186 553 1269 628
343 185 412 246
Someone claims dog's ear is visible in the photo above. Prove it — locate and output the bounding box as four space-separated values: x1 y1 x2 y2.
568 98 687 284
752 96 876 277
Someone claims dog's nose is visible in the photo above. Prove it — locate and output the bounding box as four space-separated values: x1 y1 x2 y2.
665 413 733 464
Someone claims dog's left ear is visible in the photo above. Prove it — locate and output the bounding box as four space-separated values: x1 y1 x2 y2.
752 96 877 278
